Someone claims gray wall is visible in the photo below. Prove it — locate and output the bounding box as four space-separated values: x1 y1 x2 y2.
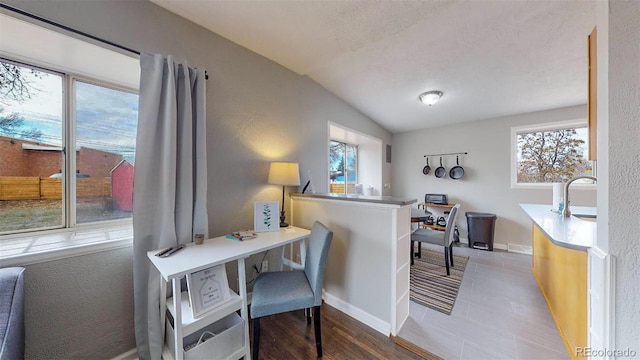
392 105 596 249
3 0 391 358
23 248 134 360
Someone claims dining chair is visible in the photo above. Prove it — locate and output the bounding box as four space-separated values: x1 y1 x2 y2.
410 204 460 275
250 221 333 360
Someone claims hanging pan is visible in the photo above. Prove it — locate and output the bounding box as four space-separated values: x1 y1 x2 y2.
449 155 465 180
422 158 431 175
434 157 446 178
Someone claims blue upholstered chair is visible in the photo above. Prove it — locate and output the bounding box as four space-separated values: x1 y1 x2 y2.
250 221 333 360
0 267 25 360
410 204 460 275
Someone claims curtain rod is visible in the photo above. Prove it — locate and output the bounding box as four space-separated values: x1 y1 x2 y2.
0 3 209 80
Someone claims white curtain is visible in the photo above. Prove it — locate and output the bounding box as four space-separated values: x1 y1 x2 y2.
133 53 208 360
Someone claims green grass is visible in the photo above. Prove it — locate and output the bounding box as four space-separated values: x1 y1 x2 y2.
0 198 131 233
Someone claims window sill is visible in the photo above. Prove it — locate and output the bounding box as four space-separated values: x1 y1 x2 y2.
511 183 597 190
0 224 133 267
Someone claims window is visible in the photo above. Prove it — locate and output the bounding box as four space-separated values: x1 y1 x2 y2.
329 140 357 194
512 120 593 187
0 59 138 234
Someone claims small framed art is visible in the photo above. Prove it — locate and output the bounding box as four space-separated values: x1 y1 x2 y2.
254 201 279 232
186 265 231 318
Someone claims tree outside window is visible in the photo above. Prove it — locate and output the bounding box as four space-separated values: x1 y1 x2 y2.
329 140 357 194
514 123 593 185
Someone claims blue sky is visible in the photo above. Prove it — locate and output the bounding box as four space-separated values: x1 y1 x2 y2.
0 63 138 161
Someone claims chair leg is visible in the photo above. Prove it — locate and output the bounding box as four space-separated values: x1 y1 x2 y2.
449 243 454 267
410 241 414 265
417 242 422 258
252 318 260 360
305 308 311 324
313 305 322 358
444 247 450 276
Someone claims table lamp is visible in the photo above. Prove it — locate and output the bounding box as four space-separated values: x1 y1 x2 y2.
268 161 300 228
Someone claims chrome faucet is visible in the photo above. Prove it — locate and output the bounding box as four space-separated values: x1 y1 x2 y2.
562 176 597 217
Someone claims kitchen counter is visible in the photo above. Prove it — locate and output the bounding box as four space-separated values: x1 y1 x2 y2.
520 203 596 251
290 194 414 336
522 203 592 358
291 193 417 206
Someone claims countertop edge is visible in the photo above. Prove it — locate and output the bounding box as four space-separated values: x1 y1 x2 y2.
520 203 596 251
291 193 417 206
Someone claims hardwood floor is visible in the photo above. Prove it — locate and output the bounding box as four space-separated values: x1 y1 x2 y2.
251 303 434 359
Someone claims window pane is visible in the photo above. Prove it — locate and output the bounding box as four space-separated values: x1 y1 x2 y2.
328 140 358 194
345 144 357 194
516 127 592 183
0 60 64 233
74 80 137 224
329 141 344 194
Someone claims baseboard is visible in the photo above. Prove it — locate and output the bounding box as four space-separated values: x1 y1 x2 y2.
507 243 533 255
322 290 390 335
110 348 137 360
493 243 508 251
457 238 511 253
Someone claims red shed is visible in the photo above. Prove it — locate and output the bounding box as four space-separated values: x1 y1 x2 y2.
111 159 134 211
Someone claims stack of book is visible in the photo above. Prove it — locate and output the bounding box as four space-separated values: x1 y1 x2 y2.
226 230 257 241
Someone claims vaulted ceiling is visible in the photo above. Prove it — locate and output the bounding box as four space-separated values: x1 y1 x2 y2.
150 0 597 133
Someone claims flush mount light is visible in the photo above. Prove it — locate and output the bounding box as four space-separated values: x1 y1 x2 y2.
418 91 443 106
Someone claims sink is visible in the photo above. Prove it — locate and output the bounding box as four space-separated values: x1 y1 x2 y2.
573 214 597 222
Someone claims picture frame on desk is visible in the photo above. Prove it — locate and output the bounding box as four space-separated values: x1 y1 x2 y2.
186 265 231 318
254 201 280 232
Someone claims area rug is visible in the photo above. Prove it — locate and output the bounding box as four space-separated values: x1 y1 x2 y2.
410 248 469 315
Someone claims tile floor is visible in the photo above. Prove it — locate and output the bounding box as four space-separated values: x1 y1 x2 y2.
398 243 570 360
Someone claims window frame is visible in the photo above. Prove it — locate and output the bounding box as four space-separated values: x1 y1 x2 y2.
0 12 140 264
0 57 138 234
68 76 138 228
329 139 358 194
510 119 595 189
0 57 138 262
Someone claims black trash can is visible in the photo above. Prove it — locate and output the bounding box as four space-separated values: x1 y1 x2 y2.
465 212 497 251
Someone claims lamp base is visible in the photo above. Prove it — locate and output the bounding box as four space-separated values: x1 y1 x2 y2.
279 210 289 228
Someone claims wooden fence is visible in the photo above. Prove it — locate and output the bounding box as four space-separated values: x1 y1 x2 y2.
0 176 111 200
329 183 355 194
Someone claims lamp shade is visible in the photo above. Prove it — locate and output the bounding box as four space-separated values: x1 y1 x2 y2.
268 162 300 186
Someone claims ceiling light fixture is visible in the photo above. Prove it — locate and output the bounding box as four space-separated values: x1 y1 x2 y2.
418 91 443 106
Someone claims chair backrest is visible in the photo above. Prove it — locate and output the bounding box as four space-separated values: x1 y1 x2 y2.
304 221 333 306
0 267 25 360
443 204 460 246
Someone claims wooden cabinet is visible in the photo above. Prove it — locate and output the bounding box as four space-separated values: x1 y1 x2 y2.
588 26 597 161
532 224 587 359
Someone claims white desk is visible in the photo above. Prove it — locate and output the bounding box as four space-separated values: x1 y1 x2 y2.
147 226 311 360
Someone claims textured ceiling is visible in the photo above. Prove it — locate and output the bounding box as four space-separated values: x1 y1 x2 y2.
150 0 597 133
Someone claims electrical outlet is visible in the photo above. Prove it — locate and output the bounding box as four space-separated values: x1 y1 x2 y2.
261 260 268 272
